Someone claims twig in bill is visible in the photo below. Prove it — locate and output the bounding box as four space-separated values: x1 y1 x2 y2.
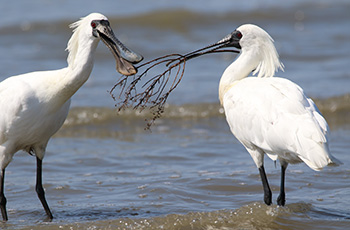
109 53 187 129
109 40 240 129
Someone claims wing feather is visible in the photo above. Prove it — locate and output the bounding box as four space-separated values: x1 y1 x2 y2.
223 77 339 170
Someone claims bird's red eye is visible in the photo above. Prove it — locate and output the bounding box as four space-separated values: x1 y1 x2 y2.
91 22 96 28
235 31 243 39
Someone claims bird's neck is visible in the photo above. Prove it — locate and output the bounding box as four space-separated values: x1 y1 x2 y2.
67 35 99 85
218 51 258 104
54 37 99 106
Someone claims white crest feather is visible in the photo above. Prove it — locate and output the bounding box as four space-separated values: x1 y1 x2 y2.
65 13 107 66
66 17 85 66
238 24 284 78
253 33 284 78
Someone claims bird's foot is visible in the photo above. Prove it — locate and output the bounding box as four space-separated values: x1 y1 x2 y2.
277 193 285 206
264 192 272 206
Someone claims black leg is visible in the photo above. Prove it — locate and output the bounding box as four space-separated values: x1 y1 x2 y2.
36 157 53 219
0 169 8 221
277 163 288 206
258 166 272 205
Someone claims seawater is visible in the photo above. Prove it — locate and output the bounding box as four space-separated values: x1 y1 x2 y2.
0 0 349 229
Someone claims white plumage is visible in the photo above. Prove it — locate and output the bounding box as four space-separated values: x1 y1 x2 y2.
219 24 339 169
217 24 341 205
185 24 341 206
0 13 142 221
223 77 333 170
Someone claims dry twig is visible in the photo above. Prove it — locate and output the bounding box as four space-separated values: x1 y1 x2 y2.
109 45 239 129
109 53 188 129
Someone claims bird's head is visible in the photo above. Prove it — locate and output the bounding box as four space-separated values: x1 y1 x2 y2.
68 13 143 76
184 24 284 78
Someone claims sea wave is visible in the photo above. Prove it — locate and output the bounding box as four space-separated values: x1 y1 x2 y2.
2 1 349 34
19 202 350 230
60 94 350 133
313 94 350 129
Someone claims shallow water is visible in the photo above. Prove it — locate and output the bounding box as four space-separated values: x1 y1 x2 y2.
2 117 350 229
0 0 349 229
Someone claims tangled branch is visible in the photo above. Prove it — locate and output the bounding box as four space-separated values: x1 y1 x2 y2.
109 45 239 129
109 53 188 129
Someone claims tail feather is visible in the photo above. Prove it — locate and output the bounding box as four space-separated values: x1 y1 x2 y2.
297 139 342 171
327 154 343 167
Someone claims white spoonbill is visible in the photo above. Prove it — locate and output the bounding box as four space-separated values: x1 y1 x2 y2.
182 24 341 206
0 13 143 221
